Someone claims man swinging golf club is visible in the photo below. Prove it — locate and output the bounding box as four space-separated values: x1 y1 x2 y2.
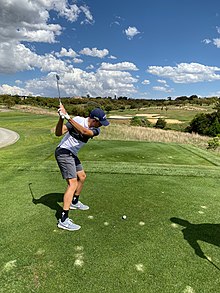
55 103 109 231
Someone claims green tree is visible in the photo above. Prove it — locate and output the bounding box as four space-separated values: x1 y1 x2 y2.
155 118 166 129
130 116 151 127
186 111 220 137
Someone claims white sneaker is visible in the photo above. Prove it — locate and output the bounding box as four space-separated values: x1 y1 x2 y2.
70 201 89 210
57 218 81 231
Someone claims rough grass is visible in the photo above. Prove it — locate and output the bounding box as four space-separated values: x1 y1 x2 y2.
97 123 210 149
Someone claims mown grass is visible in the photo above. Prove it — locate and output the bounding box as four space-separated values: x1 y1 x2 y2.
1 111 220 293
110 104 214 122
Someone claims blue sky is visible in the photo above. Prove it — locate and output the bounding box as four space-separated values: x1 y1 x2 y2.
1 0 220 99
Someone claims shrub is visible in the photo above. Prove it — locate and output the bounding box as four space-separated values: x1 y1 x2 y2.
207 136 220 150
155 118 166 129
186 111 220 137
130 116 151 127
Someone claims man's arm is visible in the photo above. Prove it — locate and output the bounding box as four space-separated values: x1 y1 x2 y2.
55 116 68 136
67 118 94 137
58 104 95 137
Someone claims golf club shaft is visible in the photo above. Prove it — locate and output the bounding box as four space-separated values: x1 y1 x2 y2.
56 74 62 105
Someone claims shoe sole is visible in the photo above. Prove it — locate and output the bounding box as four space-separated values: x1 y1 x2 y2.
70 206 89 211
57 223 81 231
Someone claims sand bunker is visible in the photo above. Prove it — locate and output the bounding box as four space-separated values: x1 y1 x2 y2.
109 114 183 124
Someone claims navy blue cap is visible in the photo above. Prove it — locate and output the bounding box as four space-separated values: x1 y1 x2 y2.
90 108 109 126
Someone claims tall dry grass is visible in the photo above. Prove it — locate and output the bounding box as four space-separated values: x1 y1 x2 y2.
96 123 210 149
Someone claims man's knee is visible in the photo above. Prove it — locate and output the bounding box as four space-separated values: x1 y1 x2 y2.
67 178 78 189
78 171 86 183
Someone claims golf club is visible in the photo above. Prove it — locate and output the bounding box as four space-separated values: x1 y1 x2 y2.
56 74 62 105
28 182 37 204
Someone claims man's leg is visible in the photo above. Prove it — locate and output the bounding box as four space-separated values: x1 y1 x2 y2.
75 170 86 196
63 178 78 210
58 177 81 231
71 170 89 210
60 177 77 222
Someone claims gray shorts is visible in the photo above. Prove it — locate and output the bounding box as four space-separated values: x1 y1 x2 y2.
55 147 83 179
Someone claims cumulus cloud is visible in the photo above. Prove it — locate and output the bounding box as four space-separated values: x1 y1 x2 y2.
80 5 94 24
213 38 220 48
157 79 167 84
108 55 117 60
86 64 95 70
0 0 94 73
55 47 78 58
202 38 212 44
22 66 138 97
0 0 93 44
124 26 140 40
73 58 83 63
0 84 33 96
152 86 173 93
79 47 109 58
142 79 150 85
0 42 73 74
100 62 138 71
147 62 220 83
0 0 138 98
202 27 220 48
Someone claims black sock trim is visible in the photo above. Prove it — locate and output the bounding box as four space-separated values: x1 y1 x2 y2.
72 195 79 205
61 210 69 222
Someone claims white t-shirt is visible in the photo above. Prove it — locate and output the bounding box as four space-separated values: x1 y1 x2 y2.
58 116 100 156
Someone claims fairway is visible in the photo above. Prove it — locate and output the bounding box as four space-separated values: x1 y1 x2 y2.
1 112 220 293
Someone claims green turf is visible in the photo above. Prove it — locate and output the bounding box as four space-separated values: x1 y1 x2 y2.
1 111 220 293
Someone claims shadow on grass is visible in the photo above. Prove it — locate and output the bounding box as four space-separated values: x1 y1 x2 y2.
170 217 220 271
29 182 63 220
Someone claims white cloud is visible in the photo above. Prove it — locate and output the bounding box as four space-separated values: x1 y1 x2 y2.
86 64 94 70
0 1 138 98
152 86 173 93
100 62 138 71
79 47 109 58
80 5 94 24
147 62 220 83
202 38 212 44
15 80 23 85
124 26 140 40
108 55 117 60
0 42 71 74
0 0 94 74
213 38 220 48
0 84 33 96
157 79 167 84
73 57 83 63
110 21 120 27
0 0 93 44
55 47 78 58
142 79 150 85
21 67 138 98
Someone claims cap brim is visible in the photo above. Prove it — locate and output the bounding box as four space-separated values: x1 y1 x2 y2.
100 119 110 126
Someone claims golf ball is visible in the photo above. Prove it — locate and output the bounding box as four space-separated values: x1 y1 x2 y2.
122 215 127 220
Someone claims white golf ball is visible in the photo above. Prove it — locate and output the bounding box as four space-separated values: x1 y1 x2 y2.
122 215 127 220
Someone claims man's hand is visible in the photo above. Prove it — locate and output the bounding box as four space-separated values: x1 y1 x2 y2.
58 108 65 119
58 108 70 120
